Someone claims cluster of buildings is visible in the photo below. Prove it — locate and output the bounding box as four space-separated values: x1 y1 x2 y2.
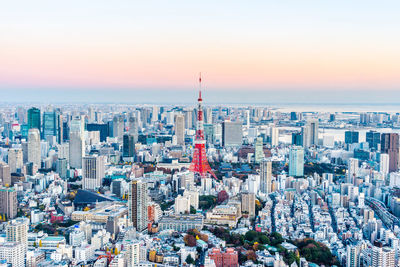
0 91 400 266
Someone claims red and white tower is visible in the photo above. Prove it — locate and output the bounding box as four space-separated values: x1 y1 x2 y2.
189 74 217 179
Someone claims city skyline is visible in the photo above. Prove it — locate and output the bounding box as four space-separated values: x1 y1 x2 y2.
1 0 400 101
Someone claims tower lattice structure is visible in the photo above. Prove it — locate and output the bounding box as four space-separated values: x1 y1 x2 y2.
189 74 217 179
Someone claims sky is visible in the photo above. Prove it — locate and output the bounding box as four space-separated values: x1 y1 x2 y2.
1 0 400 103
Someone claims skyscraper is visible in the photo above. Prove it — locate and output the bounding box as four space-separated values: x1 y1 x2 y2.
303 119 319 147
289 146 304 177
366 130 381 150
348 158 359 184
380 153 390 179
0 163 11 187
222 121 243 147
27 128 41 167
260 159 272 194
241 192 255 218
270 127 279 147
254 137 264 163
69 116 84 169
128 116 139 142
7 148 23 174
381 133 399 173
113 115 124 141
27 107 41 131
175 114 185 146
82 156 105 190
345 131 359 144
0 188 17 220
346 244 360 267
128 179 148 232
42 110 62 143
123 134 135 160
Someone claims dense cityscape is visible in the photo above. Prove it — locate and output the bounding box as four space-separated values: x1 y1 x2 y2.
0 83 399 267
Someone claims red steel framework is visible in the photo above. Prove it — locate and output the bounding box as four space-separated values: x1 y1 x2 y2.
189 73 217 179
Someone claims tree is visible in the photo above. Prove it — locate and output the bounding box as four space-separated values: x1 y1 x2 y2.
190 205 197 214
186 254 195 265
217 190 229 204
184 234 197 247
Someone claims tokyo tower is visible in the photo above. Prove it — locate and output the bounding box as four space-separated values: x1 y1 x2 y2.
189 74 217 179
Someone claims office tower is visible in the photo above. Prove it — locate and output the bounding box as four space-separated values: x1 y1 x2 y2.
289 146 304 177
128 179 148 232
366 130 381 150
241 192 255 218
123 240 141 267
346 244 360 267
380 153 390 178
69 116 84 169
0 188 17 220
183 190 199 209
222 121 243 147
260 159 272 194
203 124 214 145
189 76 217 179
184 109 193 129
270 127 279 147
213 124 222 144
204 107 213 124
381 133 399 172
123 134 135 160
128 116 139 142
113 115 124 141
86 123 109 142
0 163 11 187
82 156 105 190
7 148 23 174
348 158 359 184
329 114 335 122
292 132 303 146
56 158 68 179
290 112 297 121
0 242 25 267
27 107 41 131
151 106 159 122
303 119 319 147
175 114 185 146
42 110 62 143
27 128 41 167
254 137 264 163
174 195 190 214
88 106 95 123
345 131 359 144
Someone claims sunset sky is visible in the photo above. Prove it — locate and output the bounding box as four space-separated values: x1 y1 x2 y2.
1 0 400 102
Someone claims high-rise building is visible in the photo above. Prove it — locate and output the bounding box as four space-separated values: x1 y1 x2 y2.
86 123 109 142
123 240 141 267
303 120 319 147
27 107 41 131
113 115 124 141
6 217 29 249
222 121 243 147
348 158 359 184
174 195 190 214
42 110 62 143
366 130 381 150
123 134 136 160
0 163 11 187
128 179 148 232
260 159 272 194
0 242 25 267
56 158 68 179
27 128 41 167
380 153 390 179
345 131 359 144
0 188 17 220
241 192 255 218
82 156 105 190
7 148 23 174
346 244 360 267
270 127 279 147
381 133 399 172
128 116 139 142
69 116 85 169
254 137 264 163
175 114 185 146
292 132 303 146
372 246 395 267
289 146 304 177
